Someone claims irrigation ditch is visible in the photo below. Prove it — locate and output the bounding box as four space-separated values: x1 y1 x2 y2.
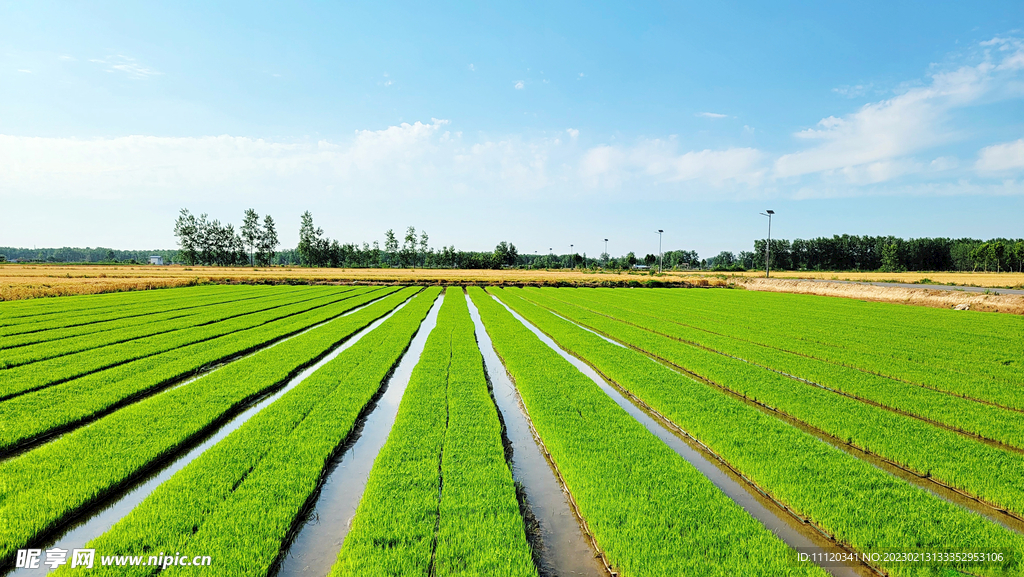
492 295 879 577
556 298 1024 456
270 293 443 577
1 289 420 577
0 287 371 404
466 296 609 577
518 292 1024 532
0 287 397 463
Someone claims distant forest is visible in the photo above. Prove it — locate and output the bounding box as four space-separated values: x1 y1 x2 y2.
1 208 1021 272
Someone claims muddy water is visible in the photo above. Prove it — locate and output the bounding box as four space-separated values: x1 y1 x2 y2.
3 292 416 577
467 297 607 577
492 295 875 577
271 294 444 577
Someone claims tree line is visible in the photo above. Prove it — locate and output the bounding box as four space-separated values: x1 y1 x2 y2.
172 209 279 266
741 235 1024 273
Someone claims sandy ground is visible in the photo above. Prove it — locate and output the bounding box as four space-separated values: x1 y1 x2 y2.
734 277 1024 315
724 269 1024 288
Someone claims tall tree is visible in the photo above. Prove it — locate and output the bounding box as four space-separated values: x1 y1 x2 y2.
419 230 429 266
384 230 398 266
256 215 279 266
172 208 199 265
240 208 260 266
297 211 325 267
880 243 901 272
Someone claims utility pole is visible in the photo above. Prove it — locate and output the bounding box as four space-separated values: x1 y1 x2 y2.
570 244 574 268
657 230 664 273
760 210 775 278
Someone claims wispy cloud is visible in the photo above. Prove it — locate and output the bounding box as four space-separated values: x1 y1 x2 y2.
832 84 872 98
89 54 161 79
468 64 475 72
17 69 32 74
514 81 524 90
579 139 765 189
775 37 1024 182
58 55 75 61
696 112 729 119
976 139 1024 172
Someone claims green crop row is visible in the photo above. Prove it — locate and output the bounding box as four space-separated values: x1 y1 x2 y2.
515 287 1024 520
0 287 421 563
0 286 301 350
467 287 824 577
0 287 398 452
0 287 351 369
0 286 357 400
491 287 1024 577
619 288 1023 399
535 288 1024 451
66 287 442 577
334 288 536 577
0 284 258 323
0 285 271 333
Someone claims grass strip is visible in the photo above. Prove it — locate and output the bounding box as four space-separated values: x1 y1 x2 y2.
542 288 1024 452
0 287 396 453
0 285 263 332
0 287 345 368
519 287 1024 521
68 286 441 577
466 287 825 577
0 286 297 350
493 287 1024 577
0 287 420 563
616 289 1024 405
0 284 249 322
0 287 354 399
333 288 536 577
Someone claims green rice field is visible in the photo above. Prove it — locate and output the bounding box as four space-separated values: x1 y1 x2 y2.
1 284 1022 577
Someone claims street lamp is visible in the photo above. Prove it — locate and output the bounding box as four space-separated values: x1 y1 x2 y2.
760 210 775 278
657 230 664 273
570 244 574 269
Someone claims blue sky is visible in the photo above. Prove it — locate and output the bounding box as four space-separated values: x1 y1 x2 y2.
2 1 1023 258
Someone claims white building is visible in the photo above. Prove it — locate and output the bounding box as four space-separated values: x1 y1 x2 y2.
148 255 164 265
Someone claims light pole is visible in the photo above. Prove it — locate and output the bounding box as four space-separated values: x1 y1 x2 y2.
657 230 664 273
760 210 775 278
570 244 574 269
603 239 609 269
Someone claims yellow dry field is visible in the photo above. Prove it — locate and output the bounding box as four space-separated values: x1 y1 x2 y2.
3 264 1024 314
723 269 1024 288
0 264 717 301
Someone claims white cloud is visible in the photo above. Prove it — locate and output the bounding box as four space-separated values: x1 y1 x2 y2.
578 73 584 79
930 156 959 171
58 55 75 61
514 81 524 90
832 84 871 98
89 55 161 78
976 139 1024 172
775 40 1024 182
579 139 765 189
696 112 729 119
0 119 772 207
17 69 31 73
468 64 475 72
